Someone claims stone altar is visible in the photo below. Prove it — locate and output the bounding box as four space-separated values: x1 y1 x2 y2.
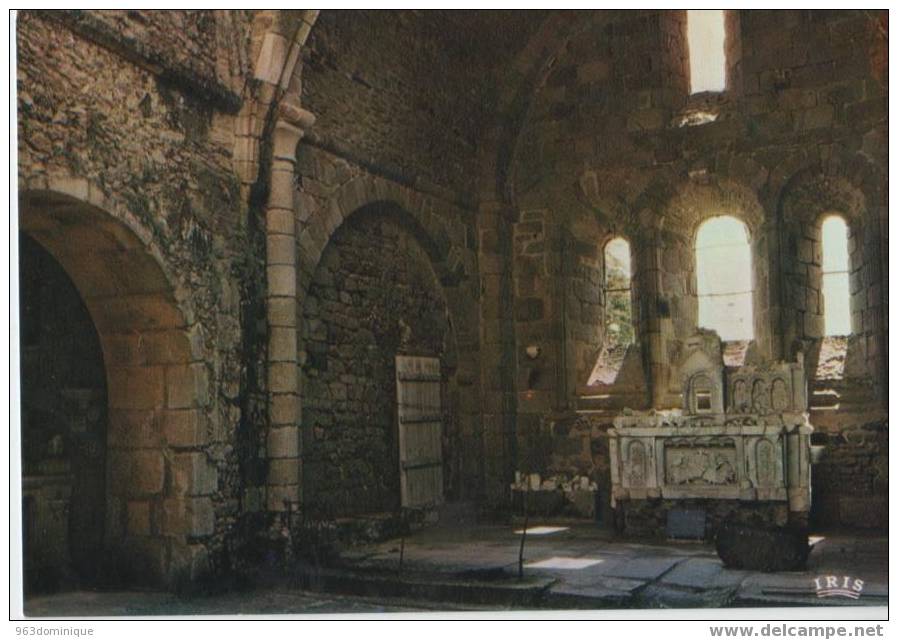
608 331 813 527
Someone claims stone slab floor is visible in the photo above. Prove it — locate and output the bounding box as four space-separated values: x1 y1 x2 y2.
21 524 888 616
340 524 887 609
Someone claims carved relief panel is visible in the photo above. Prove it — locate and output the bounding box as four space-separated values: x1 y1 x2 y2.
728 362 807 415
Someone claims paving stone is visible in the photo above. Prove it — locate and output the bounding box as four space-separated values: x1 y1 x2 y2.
600 556 684 581
661 557 747 590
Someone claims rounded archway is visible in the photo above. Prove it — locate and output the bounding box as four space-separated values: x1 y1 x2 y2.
19 186 213 587
298 202 459 521
20 233 108 592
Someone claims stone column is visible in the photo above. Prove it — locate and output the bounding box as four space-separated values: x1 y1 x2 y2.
642 219 668 409
266 100 315 513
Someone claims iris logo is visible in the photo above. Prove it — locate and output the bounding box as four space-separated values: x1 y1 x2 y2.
814 575 864 599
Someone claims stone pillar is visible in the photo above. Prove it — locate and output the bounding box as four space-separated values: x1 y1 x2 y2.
266 101 315 513
642 223 668 408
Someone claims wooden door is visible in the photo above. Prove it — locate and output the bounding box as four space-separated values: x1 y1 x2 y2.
396 355 443 508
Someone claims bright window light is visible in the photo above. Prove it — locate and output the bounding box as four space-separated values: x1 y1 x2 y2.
696 215 754 341
688 9 727 94
821 215 851 336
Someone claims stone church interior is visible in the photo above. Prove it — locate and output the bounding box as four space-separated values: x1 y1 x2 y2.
16 9 888 612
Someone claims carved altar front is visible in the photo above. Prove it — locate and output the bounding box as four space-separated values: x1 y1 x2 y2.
608 332 813 520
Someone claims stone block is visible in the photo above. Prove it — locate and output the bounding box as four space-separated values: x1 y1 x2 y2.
268 458 300 486
268 297 298 327
172 452 218 496
107 366 165 410
268 265 297 297
162 497 215 537
47 174 89 202
269 393 298 426
269 361 298 393
107 409 162 448
267 233 296 266
165 363 209 409
102 334 145 366
266 208 295 235
161 409 206 448
142 330 192 364
268 168 296 210
109 449 165 497
268 326 297 361
254 32 288 84
268 426 299 458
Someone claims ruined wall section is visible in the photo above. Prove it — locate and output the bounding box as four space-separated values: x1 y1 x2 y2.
301 10 494 206
17 11 260 577
300 216 452 516
293 144 484 506
505 9 887 526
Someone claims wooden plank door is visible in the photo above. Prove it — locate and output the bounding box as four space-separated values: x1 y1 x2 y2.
396 355 443 508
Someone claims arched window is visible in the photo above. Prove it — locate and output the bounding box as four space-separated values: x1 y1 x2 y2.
687 9 727 94
603 237 634 347
695 216 753 342
588 237 633 385
821 215 851 336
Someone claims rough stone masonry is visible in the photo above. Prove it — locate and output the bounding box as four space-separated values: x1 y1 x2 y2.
16 9 887 590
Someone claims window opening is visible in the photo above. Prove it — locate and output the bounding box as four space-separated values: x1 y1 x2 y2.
696 216 753 345
687 9 727 94
815 215 850 381
588 237 633 386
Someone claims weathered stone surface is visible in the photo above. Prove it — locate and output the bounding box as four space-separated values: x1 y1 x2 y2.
300 213 453 516
16 9 887 594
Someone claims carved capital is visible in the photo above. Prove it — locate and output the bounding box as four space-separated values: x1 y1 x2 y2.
271 102 316 161
278 99 316 130
271 120 303 161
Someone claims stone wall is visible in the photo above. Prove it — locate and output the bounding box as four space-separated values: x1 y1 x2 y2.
300 213 452 516
16 10 889 594
812 422 888 530
498 9 887 527
17 10 258 584
302 10 490 205
292 144 485 508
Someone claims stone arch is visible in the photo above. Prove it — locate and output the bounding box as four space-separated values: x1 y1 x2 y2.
630 177 770 406
650 178 772 358
19 174 213 587
777 167 885 398
577 229 645 394
276 174 480 509
233 9 319 186
297 197 469 514
297 176 470 296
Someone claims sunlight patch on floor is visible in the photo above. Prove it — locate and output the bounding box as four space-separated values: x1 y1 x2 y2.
525 556 604 570
514 526 570 535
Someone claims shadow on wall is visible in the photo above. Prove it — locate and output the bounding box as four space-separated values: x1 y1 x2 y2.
300 211 454 519
20 234 108 594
